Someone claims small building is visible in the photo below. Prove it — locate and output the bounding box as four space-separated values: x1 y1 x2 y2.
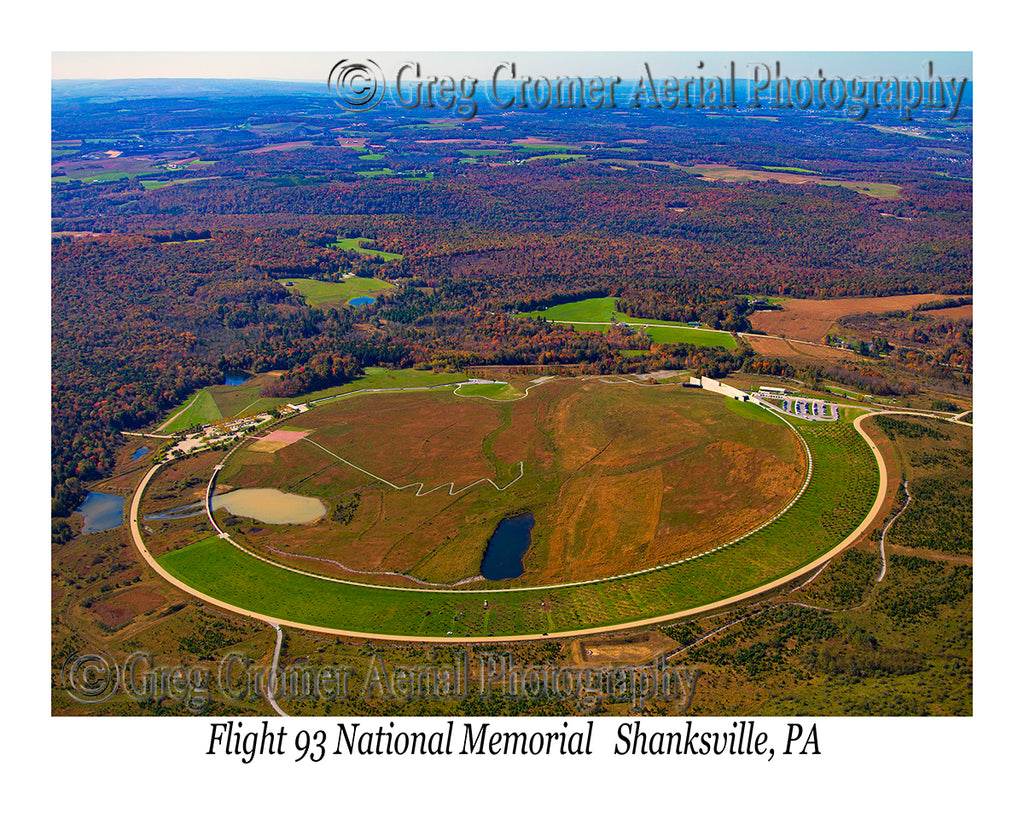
760 386 787 395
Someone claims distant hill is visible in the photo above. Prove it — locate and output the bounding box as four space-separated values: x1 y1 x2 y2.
51 78 324 102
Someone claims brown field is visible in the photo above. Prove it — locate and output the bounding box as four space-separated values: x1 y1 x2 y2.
249 429 310 453
200 380 806 587
245 141 313 154
568 630 682 666
89 587 168 630
748 294 948 342
686 163 827 185
746 335 861 365
925 305 973 321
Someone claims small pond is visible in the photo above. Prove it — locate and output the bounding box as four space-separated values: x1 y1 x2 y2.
224 370 251 386
75 492 126 534
480 513 535 581
130 446 150 461
213 488 326 525
349 296 376 307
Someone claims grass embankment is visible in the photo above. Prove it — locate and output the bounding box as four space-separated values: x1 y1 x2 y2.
158 417 877 637
524 297 737 349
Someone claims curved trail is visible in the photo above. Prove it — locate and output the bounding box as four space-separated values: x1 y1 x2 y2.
127 388 921 643
877 479 912 583
264 545 484 588
266 623 288 717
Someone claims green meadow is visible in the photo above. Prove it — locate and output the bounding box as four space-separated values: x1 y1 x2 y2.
523 297 737 349
276 276 395 306
330 237 405 260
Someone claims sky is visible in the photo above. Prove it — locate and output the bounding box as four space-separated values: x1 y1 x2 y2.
51 51 972 83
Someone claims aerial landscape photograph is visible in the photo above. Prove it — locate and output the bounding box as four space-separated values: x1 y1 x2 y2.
36 28 1010 812
50 50 976 720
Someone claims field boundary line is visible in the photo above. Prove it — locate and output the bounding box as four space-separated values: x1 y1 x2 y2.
302 437 525 497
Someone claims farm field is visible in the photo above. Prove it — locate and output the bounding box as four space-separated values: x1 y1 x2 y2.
524 297 737 349
745 335 861 365
679 164 903 198
747 293 949 342
276 276 395 306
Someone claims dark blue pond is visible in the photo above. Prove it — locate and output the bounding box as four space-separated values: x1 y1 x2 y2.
349 296 376 306
75 492 126 535
480 513 535 581
130 446 150 461
224 370 251 386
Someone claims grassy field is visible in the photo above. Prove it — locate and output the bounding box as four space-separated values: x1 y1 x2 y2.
513 143 579 152
869 416 972 555
155 367 471 431
680 164 902 199
161 389 222 433
762 166 820 174
53 169 170 185
523 153 585 163
330 237 404 260
277 276 395 306
140 176 218 190
523 297 737 349
154 382 878 638
454 382 526 400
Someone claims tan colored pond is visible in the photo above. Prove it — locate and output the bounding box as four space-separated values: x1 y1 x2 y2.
213 488 326 524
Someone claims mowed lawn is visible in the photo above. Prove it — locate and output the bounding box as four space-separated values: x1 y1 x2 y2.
524 297 737 349
276 277 395 306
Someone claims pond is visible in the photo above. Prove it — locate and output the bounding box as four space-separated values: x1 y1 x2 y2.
480 513 535 581
75 492 126 534
130 446 150 461
224 370 251 386
212 488 327 525
349 296 376 307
